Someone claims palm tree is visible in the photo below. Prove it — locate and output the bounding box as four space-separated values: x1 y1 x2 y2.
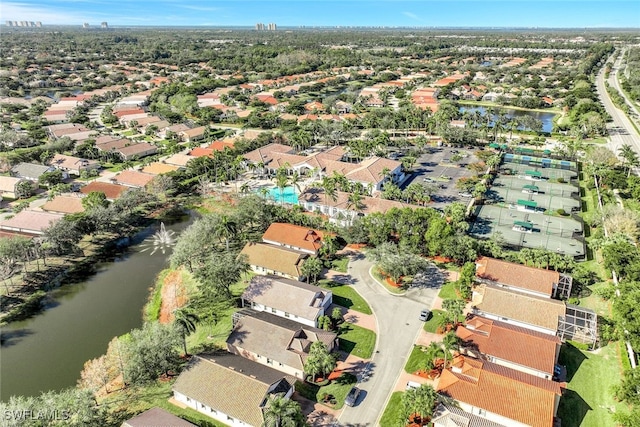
320 176 338 208
216 215 237 251
441 331 461 369
274 167 289 206
289 171 302 200
619 144 640 177
346 191 365 215
262 395 304 427
240 181 251 196
301 256 322 284
173 307 199 356
399 384 438 424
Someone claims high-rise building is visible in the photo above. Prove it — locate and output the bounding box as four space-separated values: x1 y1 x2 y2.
255 22 265 30
268 23 277 31
82 22 90 28
101 22 108 28
35 21 42 27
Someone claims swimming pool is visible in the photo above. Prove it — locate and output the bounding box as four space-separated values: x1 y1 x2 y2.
262 186 298 204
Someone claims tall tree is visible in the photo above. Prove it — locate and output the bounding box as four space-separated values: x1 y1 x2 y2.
262 395 305 427
173 307 200 356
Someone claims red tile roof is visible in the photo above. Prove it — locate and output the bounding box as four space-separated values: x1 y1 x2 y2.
476 256 560 296
437 356 562 427
188 147 214 158
262 223 325 254
80 182 128 200
457 316 560 374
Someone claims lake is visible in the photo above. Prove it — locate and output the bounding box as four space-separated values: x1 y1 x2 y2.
0 215 193 401
459 106 557 133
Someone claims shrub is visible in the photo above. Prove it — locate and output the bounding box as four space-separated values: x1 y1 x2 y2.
556 208 566 216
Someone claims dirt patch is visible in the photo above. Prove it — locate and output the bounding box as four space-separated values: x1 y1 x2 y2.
159 269 188 324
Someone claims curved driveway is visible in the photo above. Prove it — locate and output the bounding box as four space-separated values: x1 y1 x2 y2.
337 253 440 426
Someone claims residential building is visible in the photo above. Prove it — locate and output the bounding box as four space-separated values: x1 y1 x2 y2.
112 170 155 188
117 142 158 161
121 407 196 427
241 275 332 328
178 126 207 143
471 284 566 335
164 153 194 168
261 223 325 255
141 162 181 175
243 143 403 193
436 356 562 427
0 176 28 199
80 181 128 201
172 353 295 427
475 256 572 299
457 315 561 379
432 404 507 427
226 310 338 378
298 188 413 226
49 154 100 176
41 194 85 215
239 242 308 281
0 210 63 235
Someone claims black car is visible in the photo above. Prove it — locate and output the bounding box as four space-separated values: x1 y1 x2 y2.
345 386 361 407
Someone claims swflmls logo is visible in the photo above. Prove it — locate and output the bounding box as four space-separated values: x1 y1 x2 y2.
3 410 71 421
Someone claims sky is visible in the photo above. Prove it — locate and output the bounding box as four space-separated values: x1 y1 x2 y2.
1 1 638 28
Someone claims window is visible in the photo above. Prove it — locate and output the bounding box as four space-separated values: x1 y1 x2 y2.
227 415 234 422
478 408 486 416
284 312 290 318
267 358 273 365
210 408 217 414
271 307 277 313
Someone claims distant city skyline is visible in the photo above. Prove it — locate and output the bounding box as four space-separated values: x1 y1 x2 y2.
1 1 638 28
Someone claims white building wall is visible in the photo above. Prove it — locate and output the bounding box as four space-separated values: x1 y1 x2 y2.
228 345 303 378
245 301 317 328
473 309 557 336
173 391 255 427
457 401 529 427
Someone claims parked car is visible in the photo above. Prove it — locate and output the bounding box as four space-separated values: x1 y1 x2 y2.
345 386 361 407
419 309 431 321
458 192 473 198
406 381 421 390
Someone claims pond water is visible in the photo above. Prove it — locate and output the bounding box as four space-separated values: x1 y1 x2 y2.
459 106 557 133
0 215 194 401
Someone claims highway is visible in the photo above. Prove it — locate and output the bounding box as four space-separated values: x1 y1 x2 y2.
595 49 640 161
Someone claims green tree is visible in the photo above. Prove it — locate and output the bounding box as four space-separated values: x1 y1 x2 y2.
262 394 305 427
81 191 109 211
304 341 336 381
173 307 200 356
124 322 182 386
399 384 438 423
301 256 322 284
15 180 34 199
195 252 249 299
619 144 640 177
38 169 64 187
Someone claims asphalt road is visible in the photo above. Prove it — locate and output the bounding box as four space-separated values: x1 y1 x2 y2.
338 254 439 427
596 50 640 162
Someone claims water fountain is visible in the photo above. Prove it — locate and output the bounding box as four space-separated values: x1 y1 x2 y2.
140 222 176 255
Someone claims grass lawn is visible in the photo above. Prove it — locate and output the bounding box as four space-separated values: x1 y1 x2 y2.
438 281 461 300
557 342 626 427
579 281 612 317
329 256 349 273
338 323 376 359
294 373 357 410
318 280 372 315
99 379 227 427
423 309 445 333
379 391 404 427
404 345 431 374
371 268 405 294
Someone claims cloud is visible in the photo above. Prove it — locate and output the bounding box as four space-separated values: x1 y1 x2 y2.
0 2 92 24
178 5 221 12
402 11 426 23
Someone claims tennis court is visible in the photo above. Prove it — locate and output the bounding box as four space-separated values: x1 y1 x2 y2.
492 176 579 197
500 162 578 181
486 186 581 212
469 204 585 258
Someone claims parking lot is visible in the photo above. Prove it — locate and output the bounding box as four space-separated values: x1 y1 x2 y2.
400 147 480 209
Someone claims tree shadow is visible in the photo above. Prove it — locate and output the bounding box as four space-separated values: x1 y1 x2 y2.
557 389 592 427
0 328 33 347
558 342 588 382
